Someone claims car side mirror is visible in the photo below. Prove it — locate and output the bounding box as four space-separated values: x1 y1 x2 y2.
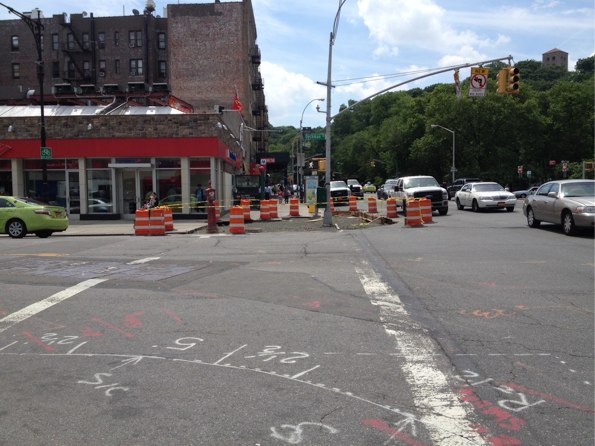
547 191 558 198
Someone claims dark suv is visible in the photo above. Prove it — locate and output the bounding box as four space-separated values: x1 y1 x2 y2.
447 178 481 200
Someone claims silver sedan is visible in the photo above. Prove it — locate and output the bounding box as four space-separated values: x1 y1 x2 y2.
455 182 517 212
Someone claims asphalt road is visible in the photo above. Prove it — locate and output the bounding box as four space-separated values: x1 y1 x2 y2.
0 201 593 445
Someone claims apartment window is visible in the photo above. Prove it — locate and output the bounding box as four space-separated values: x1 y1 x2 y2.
83 61 91 78
99 60 106 77
67 60 75 78
129 59 143 76
157 33 166 50
98 32 105 49
52 33 59 50
158 60 166 78
11 63 20 79
114 31 120 47
82 33 90 50
11 35 19 51
115 59 120 74
67 33 75 50
52 61 60 78
129 30 142 48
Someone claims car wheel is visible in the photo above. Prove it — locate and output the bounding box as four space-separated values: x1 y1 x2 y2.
7 219 27 238
506 207 514 212
35 231 53 238
520 193 527 198
438 207 448 216
471 200 480 212
562 211 577 236
456 198 464 210
526 207 540 228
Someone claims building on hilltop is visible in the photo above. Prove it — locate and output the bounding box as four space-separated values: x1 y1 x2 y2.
0 0 271 220
542 48 568 71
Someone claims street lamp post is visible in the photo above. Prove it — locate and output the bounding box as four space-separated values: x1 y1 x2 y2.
0 3 47 201
431 124 456 183
299 98 324 201
322 0 348 227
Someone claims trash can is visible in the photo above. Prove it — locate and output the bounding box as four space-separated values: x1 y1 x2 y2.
316 187 327 209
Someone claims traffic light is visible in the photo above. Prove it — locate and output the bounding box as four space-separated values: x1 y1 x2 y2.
496 68 507 94
318 159 326 171
370 160 376 167
507 67 520 94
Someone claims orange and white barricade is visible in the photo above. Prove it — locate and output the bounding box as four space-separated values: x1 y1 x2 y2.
162 206 174 231
405 199 422 227
148 208 166 235
268 199 278 219
260 199 270 220
368 196 378 213
240 199 252 222
134 209 150 235
349 195 357 212
386 197 398 219
229 206 245 234
420 198 433 223
289 198 300 216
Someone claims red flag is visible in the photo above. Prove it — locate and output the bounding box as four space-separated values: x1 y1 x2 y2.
231 94 242 113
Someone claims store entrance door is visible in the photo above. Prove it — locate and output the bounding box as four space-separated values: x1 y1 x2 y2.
118 168 153 218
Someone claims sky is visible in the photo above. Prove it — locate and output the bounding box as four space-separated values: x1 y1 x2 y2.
1 0 593 128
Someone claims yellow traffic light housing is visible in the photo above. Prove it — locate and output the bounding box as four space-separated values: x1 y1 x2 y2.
507 67 520 94
496 68 507 94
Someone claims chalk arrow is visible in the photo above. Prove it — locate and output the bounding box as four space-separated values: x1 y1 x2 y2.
110 355 143 371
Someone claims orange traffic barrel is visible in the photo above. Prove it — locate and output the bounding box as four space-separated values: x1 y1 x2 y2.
229 206 245 234
260 199 270 220
148 208 166 235
330 196 335 213
289 198 300 216
386 197 398 219
269 199 279 218
368 196 378 213
420 198 433 223
405 199 422 227
134 209 150 235
162 206 174 231
240 199 252 222
349 195 357 212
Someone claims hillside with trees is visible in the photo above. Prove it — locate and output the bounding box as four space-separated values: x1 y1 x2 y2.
267 56 594 189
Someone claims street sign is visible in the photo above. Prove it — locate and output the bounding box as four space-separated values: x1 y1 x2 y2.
469 67 489 97
40 147 52 159
304 133 325 141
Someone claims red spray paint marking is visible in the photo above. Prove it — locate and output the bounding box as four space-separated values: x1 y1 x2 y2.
90 317 133 337
122 311 144 328
362 419 426 446
504 382 595 414
161 308 184 324
458 386 526 431
81 326 103 337
22 331 54 352
304 300 321 309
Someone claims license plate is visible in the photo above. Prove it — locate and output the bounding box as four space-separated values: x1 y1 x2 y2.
497 202 505 208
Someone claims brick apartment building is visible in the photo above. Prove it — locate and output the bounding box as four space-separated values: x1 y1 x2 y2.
0 0 269 219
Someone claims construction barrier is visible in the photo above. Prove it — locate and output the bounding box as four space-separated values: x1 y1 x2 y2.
420 198 433 223
330 197 335 213
368 196 378 213
241 199 252 222
162 206 174 231
214 200 221 222
260 199 271 220
405 199 423 227
386 197 398 219
289 198 300 216
349 195 357 212
134 209 150 235
269 199 279 219
229 206 245 234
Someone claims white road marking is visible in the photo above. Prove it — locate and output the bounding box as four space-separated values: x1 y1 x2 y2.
127 257 160 265
355 261 486 445
0 278 107 334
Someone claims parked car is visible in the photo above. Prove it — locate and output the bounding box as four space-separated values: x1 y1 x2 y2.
513 186 539 198
347 179 363 199
395 176 449 215
384 179 399 198
330 180 351 205
362 182 376 193
523 179 595 236
160 194 197 212
447 177 481 200
455 182 516 212
0 196 69 238
376 184 388 200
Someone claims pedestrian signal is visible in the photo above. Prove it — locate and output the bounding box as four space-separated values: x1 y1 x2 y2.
507 67 520 94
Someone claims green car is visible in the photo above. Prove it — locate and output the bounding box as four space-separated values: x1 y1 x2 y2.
0 196 69 238
362 182 377 193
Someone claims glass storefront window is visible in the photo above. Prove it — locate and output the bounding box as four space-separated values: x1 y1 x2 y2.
87 170 113 214
0 160 11 196
157 169 182 212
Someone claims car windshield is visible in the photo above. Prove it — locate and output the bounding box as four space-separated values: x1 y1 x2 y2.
403 177 439 188
15 197 47 206
562 182 595 197
474 183 503 192
331 181 347 188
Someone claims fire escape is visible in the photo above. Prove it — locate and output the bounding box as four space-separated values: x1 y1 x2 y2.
250 45 268 154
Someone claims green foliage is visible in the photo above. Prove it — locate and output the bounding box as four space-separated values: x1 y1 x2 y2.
268 58 595 187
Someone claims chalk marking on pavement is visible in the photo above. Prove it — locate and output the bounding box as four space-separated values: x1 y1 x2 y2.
355 261 486 446
0 278 107 334
127 257 160 265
